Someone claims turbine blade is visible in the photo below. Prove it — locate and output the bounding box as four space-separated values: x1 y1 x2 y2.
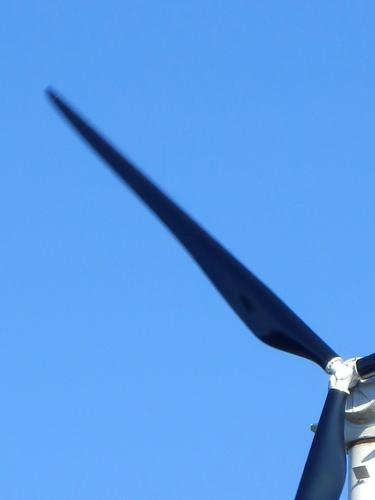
295 389 347 500
356 353 375 379
46 89 338 369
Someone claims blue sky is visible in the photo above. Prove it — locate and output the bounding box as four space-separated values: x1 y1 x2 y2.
2 2 375 498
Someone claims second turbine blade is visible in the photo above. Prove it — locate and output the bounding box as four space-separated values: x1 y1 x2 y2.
47 89 338 370
295 389 347 500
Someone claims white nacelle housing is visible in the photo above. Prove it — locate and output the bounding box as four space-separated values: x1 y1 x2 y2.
345 377 375 499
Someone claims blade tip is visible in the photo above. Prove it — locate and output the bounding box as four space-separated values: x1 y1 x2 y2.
45 86 62 106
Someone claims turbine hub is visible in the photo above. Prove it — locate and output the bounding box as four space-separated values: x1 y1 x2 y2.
326 357 359 394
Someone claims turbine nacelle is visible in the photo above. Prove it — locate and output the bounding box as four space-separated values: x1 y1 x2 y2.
346 376 375 439
345 376 375 498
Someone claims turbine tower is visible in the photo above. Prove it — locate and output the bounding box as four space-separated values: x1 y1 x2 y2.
47 89 375 500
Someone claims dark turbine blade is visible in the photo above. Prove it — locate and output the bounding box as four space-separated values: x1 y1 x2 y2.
295 389 347 500
356 353 375 379
46 89 338 369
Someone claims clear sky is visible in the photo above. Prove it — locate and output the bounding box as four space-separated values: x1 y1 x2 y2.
2 2 375 499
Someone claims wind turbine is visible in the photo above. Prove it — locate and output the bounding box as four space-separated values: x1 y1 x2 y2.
47 89 375 500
